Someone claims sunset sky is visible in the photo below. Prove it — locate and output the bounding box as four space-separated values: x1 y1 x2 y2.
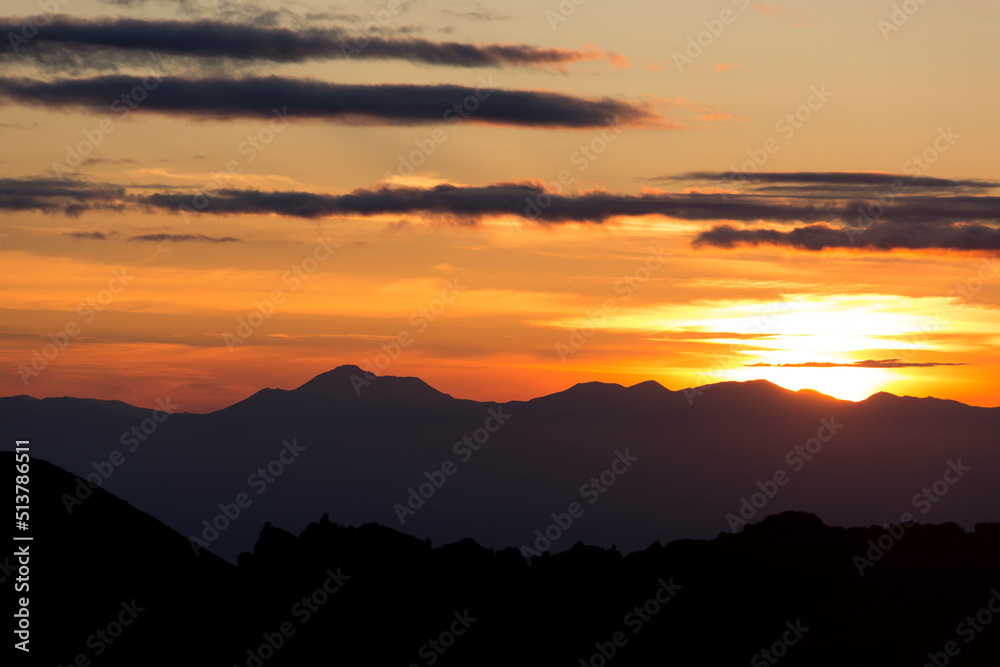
2 0 998 411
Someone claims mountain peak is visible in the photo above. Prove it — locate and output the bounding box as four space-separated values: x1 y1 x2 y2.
293 365 451 402
692 378 794 398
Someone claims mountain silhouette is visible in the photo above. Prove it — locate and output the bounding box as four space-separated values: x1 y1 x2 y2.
2 365 998 563
4 452 999 666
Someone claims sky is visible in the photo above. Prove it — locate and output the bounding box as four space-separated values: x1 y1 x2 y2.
1 0 998 411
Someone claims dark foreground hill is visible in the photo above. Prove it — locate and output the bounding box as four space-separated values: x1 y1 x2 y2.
4 452 1000 666
3 366 999 562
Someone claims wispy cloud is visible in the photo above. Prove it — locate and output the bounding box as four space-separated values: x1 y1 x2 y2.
747 359 969 368
439 5 513 21
665 171 999 193
128 233 241 243
63 230 108 240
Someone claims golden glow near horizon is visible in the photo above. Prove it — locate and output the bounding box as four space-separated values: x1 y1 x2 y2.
1 0 999 411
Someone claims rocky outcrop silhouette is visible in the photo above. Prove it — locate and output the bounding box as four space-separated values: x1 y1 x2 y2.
5 452 999 666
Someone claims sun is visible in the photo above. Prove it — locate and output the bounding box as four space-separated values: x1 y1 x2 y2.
726 365 891 402
691 295 935 401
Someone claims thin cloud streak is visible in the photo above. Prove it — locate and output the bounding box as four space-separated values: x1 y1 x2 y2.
747 359 970 368
64 230 108 240
694 222 1000 251
668 171 999 191
128 233 242 243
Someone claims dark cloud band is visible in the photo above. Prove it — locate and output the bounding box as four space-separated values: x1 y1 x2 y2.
7 177 1000 251
693 222 1000 251
0 177 126 216
1 16 620 69
0 75 655 128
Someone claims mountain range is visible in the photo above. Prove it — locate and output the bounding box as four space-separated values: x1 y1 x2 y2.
3 365 998 562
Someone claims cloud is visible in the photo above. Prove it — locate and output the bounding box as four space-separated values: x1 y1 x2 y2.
127 233 241 243
134 182 844 222
746 359 969 368
86 157 141 166
139 183 1000 230
64 230 107 240
439 5 513 21
0 177 126 216
604 51 632 70
657 330 777 341
1 16 620 70
714 62 739 72
693 222 1000 251
0 75 660 128
666 171 999 192
10 175 1000 252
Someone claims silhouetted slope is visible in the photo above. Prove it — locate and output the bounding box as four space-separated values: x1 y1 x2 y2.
5 454 999 665
0 452 249 667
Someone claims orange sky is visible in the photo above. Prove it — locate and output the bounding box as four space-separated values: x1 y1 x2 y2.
1 0 998 411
